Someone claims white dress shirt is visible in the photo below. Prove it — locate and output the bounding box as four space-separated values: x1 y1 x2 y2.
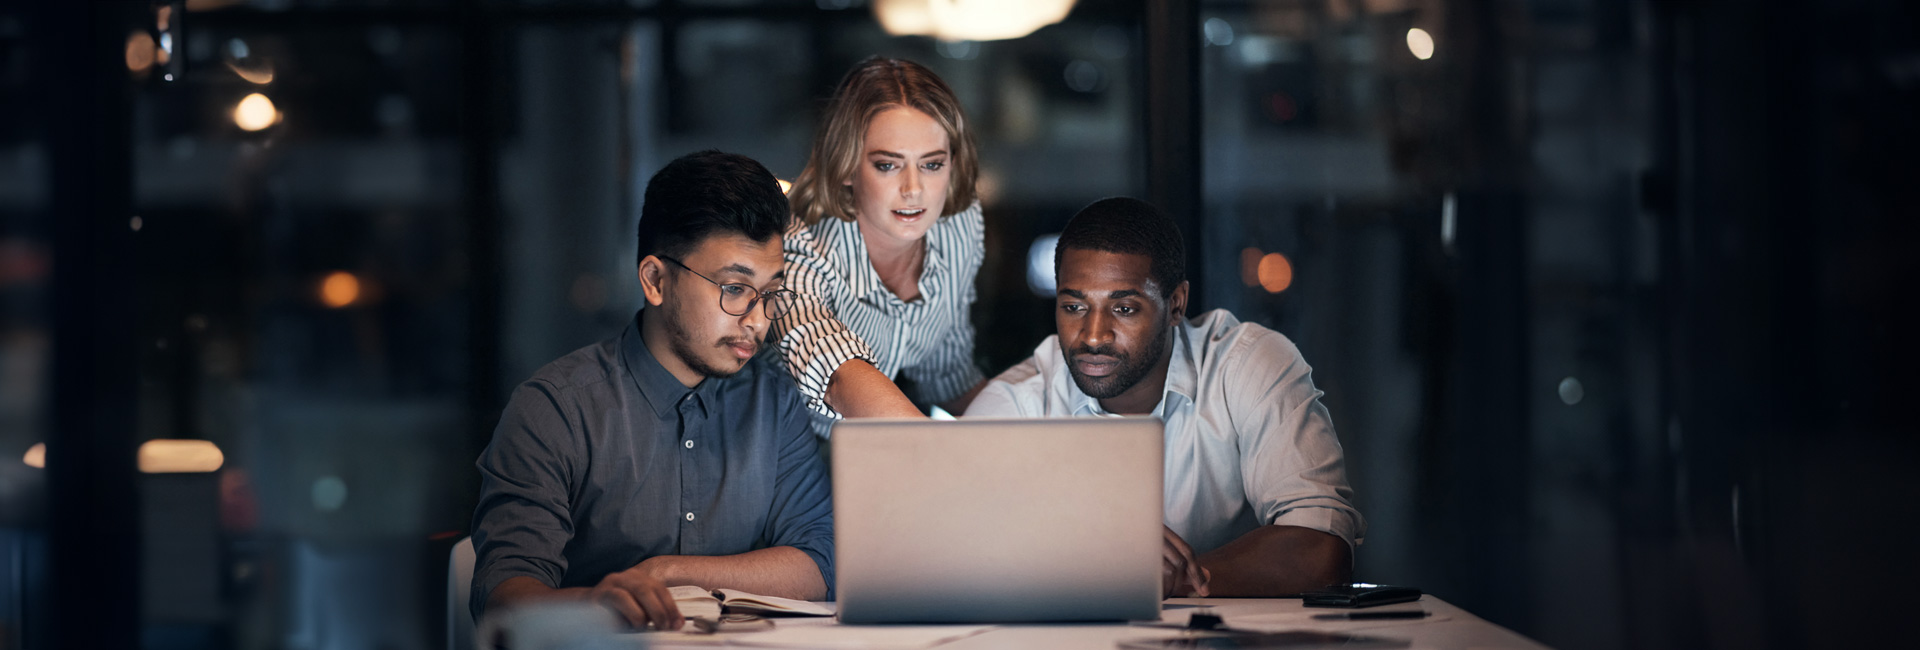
966 309 1364 554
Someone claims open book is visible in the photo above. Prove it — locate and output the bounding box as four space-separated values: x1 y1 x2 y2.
668 585 834 620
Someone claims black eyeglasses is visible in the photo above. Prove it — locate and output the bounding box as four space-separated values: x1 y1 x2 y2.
658 256 797 320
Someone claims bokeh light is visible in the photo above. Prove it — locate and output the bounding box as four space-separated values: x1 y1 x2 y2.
125 31 156 73
233 93 279 131
1257 252 1293 293
320 271 361 308
1407 28 1436 61
139 439 225 473
1240 247 1262 287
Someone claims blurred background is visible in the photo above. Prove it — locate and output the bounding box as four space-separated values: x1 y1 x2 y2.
2 0 1917 648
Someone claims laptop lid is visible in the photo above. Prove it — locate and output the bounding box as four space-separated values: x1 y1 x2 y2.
831 417 1163 624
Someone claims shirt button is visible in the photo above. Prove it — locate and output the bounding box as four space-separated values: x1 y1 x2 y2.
685 512 695 522
684 440 695 449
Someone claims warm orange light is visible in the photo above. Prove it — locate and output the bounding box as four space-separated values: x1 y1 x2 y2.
233 93 279 132
126 31 156 73
139 439 224 473
777 179 793 194
23 443 44 469
1240 248 1263 287
320 271 361 308
228 60 275 85
1257 253 1294 293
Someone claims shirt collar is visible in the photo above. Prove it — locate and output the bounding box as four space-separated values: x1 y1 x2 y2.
620 310 714 420
820 214 949 304
1062 318 1198 417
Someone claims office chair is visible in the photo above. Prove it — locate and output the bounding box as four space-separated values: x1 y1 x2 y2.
447 536 475 650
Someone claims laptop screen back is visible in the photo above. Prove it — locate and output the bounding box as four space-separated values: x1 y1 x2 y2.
831 417 1163 624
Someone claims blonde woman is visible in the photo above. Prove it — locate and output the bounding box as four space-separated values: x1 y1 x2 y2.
776 57 987 434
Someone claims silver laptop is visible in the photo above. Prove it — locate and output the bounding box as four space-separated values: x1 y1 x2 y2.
831 417 1164 624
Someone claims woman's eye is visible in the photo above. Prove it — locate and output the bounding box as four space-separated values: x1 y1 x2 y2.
923 161 945 171
874 161 896 172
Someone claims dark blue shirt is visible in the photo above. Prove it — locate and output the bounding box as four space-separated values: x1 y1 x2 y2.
470 311 833 618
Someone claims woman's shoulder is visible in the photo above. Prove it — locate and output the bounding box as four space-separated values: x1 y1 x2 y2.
784 213 852 256
932 200 985 251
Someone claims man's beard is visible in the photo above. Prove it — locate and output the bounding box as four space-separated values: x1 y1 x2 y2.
665 309 756 379
1063 327 1170 400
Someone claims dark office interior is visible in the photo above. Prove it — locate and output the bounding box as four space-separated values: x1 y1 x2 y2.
3 0 1917 648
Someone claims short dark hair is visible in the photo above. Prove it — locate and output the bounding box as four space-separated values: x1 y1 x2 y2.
1055 197 1186 297
636 150 790 265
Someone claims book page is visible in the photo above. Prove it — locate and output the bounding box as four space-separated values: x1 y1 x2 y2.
670 584 722 620
715 588 834 617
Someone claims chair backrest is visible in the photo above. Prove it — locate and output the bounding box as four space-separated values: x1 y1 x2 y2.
448 536 476 650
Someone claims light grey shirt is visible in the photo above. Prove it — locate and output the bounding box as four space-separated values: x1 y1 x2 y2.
965 309 1364 555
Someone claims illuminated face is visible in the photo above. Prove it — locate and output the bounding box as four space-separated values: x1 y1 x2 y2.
654 234 785 379
1054 249 1186 406
845 107 951 249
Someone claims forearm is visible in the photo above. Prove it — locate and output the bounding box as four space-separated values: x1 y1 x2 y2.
485 576 591 614
1196 525 1351 597
644 546 828 600
937 379 988 416
824 359 924 418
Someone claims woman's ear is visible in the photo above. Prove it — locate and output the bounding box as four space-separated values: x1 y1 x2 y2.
637 256 668 307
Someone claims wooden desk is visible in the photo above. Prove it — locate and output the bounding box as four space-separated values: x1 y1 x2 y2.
644 595 1548 649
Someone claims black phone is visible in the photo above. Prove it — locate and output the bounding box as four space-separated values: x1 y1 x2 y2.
1299 582 1422 608
1117 631 1410 649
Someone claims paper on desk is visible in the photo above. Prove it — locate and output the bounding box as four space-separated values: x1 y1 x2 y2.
723 624 996 649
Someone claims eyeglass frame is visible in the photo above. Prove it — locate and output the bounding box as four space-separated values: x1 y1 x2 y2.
656 255 797 320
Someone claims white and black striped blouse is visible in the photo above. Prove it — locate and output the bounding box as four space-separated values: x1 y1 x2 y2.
773 201 987 436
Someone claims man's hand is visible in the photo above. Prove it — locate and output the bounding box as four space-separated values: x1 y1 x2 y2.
586 563 684 631
1161 526 1211 598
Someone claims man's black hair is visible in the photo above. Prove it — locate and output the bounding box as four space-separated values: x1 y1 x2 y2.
636 150 790 265
1054 197 1186 297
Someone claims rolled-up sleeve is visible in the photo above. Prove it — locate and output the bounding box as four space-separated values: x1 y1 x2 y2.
963 355 1042 418
1226 331 1366 548
470 380 580 619
772 223 876 425
760 386 837 598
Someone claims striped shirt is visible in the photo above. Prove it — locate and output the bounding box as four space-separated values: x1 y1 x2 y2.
773 201 987 436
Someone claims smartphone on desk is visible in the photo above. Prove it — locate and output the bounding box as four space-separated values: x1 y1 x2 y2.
1300 583 1422 608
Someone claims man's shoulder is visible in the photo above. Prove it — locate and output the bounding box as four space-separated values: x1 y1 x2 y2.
1185 309 1305 377
969 336 1065 417
523 334 625 394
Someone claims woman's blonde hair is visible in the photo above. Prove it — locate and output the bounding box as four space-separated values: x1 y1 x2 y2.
789 57 979 226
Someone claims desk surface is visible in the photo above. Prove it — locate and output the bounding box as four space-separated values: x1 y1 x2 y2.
644 595 1548 650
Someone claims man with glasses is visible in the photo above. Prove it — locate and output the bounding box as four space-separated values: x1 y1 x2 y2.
470 151 829 631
